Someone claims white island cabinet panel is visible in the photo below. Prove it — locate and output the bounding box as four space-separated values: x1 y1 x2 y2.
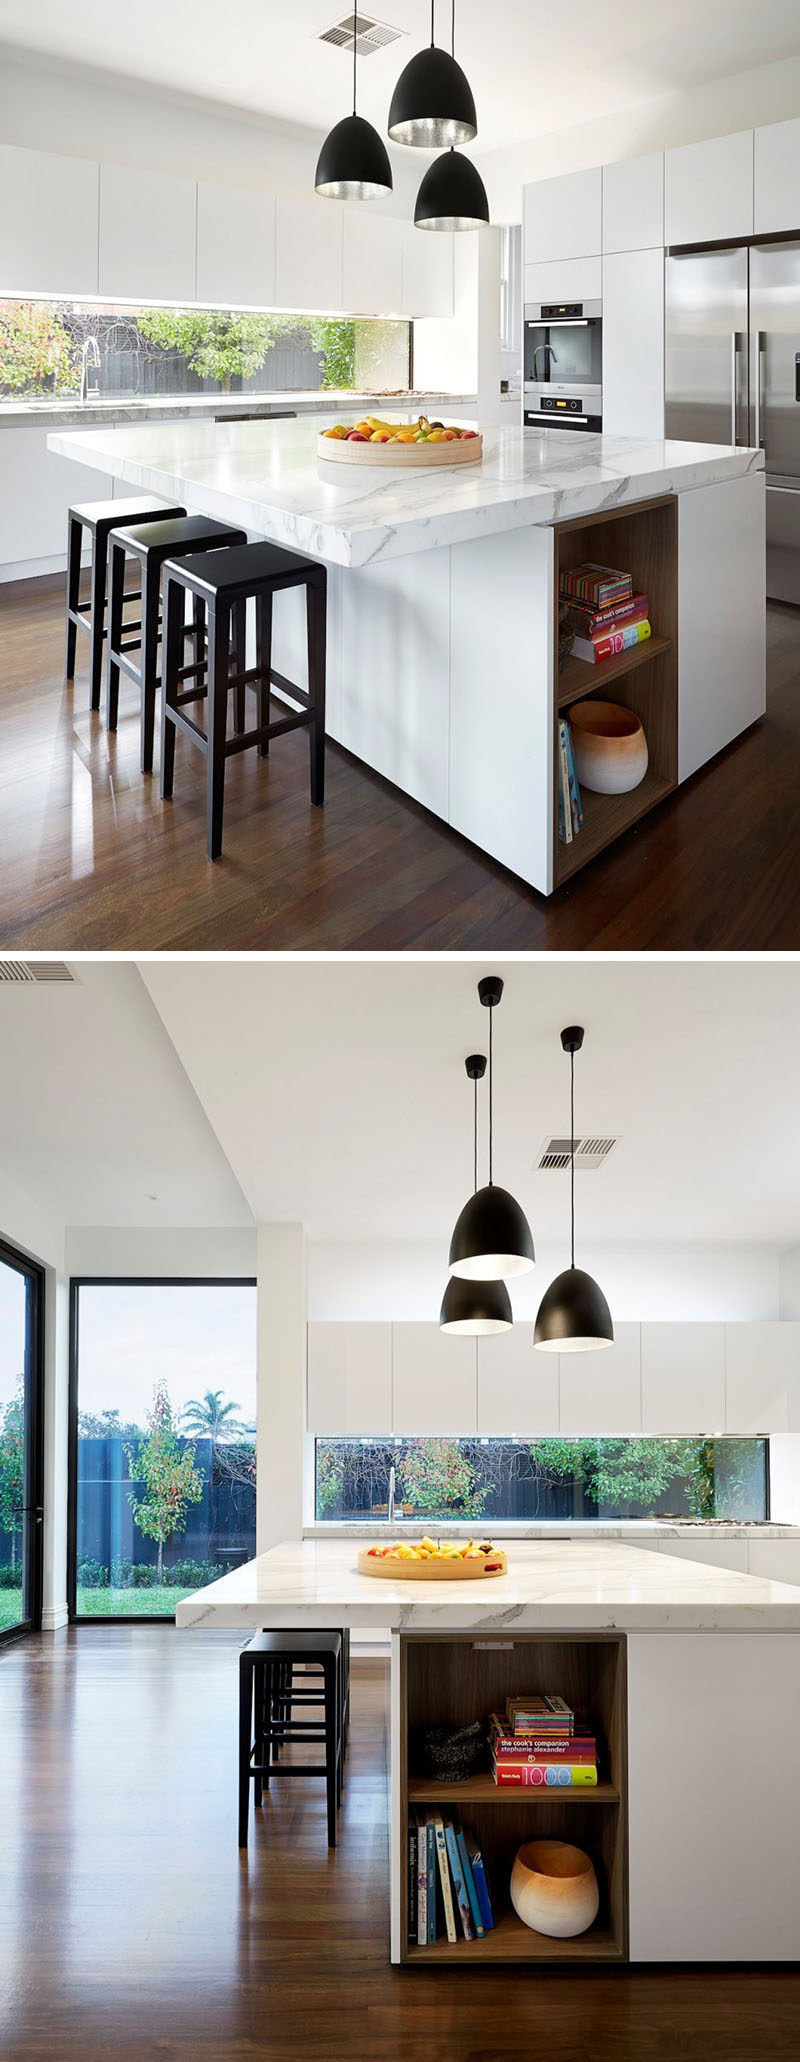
99 163 197 302
724 1322 800 1433
449 525 554 894
602 153 664 253
665 130 754 246
401 224 453 318
641 1323 725 1434
628 1632 800 1958
755 118 800 235
0 144 99 296
340 547 451 820
524 168 602 264
677 471 766 783
602 248 664 438
196 182 276 308
276 195 343 312
559 1324 641 1436
343 211 403 316
307 1322 392 1435
392 1324 476 1436
524 256 602 308
0 426 112 575
477 1325 559 1436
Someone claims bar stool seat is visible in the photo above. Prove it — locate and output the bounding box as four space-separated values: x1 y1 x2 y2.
239 1630 343 1849
160 538 327 860
64 494 186 710
106 514 247 774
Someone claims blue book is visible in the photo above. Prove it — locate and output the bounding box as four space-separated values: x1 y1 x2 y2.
427 1821 437 1943
456 1825 484 1937
564 721 583 835
463 1827 494 1931
444 1820 474 1940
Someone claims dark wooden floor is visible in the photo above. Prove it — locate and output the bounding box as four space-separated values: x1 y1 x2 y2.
2 1630 799 2062
1 571 800 948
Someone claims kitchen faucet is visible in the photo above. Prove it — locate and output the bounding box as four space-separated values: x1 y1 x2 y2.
387 1463 396 1525
80 336 101 403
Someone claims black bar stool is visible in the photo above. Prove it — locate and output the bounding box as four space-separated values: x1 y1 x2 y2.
106 514 248 774
160 539 326 861
64 495 186 710
238 1631 342 1849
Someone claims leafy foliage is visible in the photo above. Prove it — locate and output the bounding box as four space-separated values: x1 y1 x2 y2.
0 301 78 395
137 308 299 390
308 317 356 388
78 1407 144 1443
181 1389 248 1443
0 1382 25 1568
398 1439 490 1519
125 1381 203 1582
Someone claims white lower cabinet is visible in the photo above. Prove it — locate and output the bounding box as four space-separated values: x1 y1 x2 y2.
656 1539 749 1573
601 248 664 439
747 1540 800 1586
678 472 766 784
391 1324 476 1436
628 1633 800 1958
340 547 452 821
99 162 197 303
723 1321 800 1433
0 427 113 575
307 1322 392 1435
641 1323 725 1435
477 1324 559 1436
558 1323 641 1436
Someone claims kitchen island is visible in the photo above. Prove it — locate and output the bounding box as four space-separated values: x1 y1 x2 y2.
49 417 766 893
177 1538 800 1965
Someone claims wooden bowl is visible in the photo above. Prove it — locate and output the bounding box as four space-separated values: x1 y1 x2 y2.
357 1546 507 1580
318 430 482 468
510 1839 599 1938
568 700 648 795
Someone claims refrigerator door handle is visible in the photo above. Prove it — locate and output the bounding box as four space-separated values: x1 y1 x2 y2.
753 330 765 449
730 331 739 444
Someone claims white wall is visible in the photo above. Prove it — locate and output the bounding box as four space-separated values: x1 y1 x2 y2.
475 52 800 222
0 1169 68 1632
779 1245 800 1320
64 1226 257 1278
308 1241 782 1323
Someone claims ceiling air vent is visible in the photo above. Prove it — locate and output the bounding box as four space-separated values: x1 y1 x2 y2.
538 1136 618 1172
320 13 403 56
0 960 76 984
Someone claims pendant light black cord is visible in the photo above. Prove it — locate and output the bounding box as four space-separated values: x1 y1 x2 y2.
473 1070 478 1194
430 0 435 47
570 1044 576 1269
488 1002 494 1187
353 12 358 114
452 0 456 56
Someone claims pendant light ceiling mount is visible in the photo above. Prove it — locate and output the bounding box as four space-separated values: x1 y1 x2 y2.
315 12 394 200
534 1024 614 1355
447 976 535 1283
440 1052 512 1336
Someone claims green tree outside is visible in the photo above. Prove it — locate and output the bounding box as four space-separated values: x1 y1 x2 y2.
398 1438 490 1520
125 1380 203 1584
0 302 77 395
137 309 302 390
0 1381 25 1571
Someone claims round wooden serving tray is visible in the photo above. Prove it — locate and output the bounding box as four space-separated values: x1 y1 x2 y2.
319 431 483 468
358 1546 507 1581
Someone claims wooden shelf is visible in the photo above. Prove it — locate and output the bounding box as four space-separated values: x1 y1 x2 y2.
556 770 675 884
557 632 673 709
405 1908 625 1964
408 1773 619 1806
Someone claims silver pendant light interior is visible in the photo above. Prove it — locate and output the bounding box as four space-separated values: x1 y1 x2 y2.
533 1028 614 1353
440 1055 514 1335
448 977 535 1282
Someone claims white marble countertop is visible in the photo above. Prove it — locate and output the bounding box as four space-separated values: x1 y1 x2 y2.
305 1520 800 1541
47 417 765 569
6 389 475 429
175 1537 800 1633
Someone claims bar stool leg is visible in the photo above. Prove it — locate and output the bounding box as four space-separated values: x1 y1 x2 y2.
238 1654 253 1848
89 535 107 713
324 1655 338 1848
253 1658 264 1809
106 543 125 731
65 516 82 681
256 591 273 756
307 579 326 806
207 604 230 861
232 599 247 736
192 593 206 675
161 576 184 801
140 558 161 775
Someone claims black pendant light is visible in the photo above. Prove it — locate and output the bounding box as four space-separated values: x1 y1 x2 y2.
441 1056 513 1335
388 0 477 147
315 15 393 199
534 1028 614 1354
411 3 489 231
448 978 535 1282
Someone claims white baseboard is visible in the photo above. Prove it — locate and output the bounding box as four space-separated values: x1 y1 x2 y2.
0 548 91 585
41 1604 69 1632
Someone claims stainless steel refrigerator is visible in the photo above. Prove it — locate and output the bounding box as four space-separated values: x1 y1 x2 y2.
666 241 800 603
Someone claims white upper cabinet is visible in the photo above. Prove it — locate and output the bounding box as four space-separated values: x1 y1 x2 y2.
0 144 99 296
524 167 602 264
477 1325 559 1436
275 194 344 312
754 118 800 236
559 1324 642 1437
342 209 403 316
641 1323 726 1434
307 1322 392 1436
392 1323 476 1436
724 1322 800 1434
664 130 754 247
524 256 602 308
196 182 276 309
401 223 454 318
602 152 664 253
99 163 197 302
602 247 665 439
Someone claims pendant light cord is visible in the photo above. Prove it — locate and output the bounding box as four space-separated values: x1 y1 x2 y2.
488 1002 494 1187
430 0 435 47
473 1071 478 1194
353 12 357 114
452 0 456 56
570 1045 576 1269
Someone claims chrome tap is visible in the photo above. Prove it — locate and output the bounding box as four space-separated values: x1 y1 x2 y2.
532 341 558 380
387 1464 396 1526
80 336 101 403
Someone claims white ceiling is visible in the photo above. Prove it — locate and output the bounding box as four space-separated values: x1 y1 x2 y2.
0 964 251 1229
2 0 800 155
135 957 800 1251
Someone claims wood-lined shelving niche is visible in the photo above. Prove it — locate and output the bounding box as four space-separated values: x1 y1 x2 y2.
399 1633 628 1967
554 496 678 886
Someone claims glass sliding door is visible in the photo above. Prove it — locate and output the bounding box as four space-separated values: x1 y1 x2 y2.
69 1278 257 1620
0 1240 44 1643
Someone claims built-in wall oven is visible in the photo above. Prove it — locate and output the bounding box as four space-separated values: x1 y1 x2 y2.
523 298 603 432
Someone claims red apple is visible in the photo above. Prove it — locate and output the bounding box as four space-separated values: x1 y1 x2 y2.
347 431 369 442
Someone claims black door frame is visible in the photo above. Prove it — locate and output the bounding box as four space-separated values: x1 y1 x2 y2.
0 1236 45 1648
68 1276 257 1625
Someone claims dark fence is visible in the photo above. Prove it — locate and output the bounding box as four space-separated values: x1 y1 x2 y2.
89 339 325 401
77 1435 256 1577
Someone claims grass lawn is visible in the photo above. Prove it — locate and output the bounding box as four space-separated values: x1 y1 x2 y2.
0 1589 23 1631
77 1586 192 1617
